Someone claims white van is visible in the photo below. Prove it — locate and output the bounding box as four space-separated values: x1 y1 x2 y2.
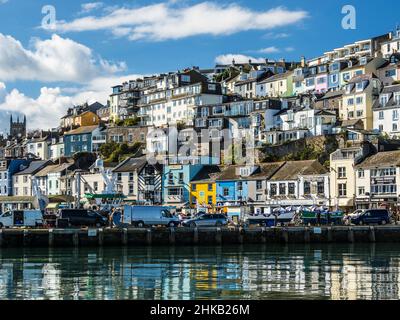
0 210 43 228
123 205 180 227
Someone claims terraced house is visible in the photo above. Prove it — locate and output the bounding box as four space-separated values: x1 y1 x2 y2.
190 166 221 209
266 160 330 209
355 151 400 210
373 84 400 137
113 156 163 204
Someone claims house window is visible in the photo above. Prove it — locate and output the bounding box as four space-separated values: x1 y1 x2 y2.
317 181 325 194
192 184 197 192
279 183 286 195
380 95 388 106
338 167 346 178
270 184 277 196
178 173 184 184
168 173 174 184
94 181 98 192
358 187 365 196
256 180 263 190
117 173 122 182
288 183 295 195
356 110 363 117
207 196 213 204
304 181 311 195
208 184 213 191
356 97 363 104
393 110 399 121
347 98 354 105
393 123 398 132
385 69 396 77
379 111 384 120
237 182 243 191
129 173 134 181
129 184 134 195
395 94 400 105
358 169 365 178
223 188 229 197
338 183 347 197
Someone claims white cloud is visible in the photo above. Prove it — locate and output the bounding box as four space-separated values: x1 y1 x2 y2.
80 2 103 13
263 32 290 39
257 46 280 54
0 33 126 83
215 54 266 65
51 2 308 41
285 47 295 52
0 74 144 130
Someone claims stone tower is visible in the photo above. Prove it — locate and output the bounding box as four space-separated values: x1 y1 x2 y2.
9 114 26 138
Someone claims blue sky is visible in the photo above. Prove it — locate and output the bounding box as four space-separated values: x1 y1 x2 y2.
0 0 400 132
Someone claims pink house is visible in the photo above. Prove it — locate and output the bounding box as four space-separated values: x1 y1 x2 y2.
315 74 328 93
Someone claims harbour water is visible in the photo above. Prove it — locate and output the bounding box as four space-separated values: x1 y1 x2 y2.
0 244 400 300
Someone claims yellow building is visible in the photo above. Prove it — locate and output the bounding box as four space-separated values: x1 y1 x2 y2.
329 146 368 211
73 111 100 127
189 166 221 209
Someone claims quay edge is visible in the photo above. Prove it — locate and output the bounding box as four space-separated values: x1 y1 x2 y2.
1 226 400 248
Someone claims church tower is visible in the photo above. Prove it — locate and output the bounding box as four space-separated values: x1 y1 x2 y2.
9 114 27 138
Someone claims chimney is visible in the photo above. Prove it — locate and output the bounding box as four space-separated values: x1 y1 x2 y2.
249 59 252 64
301 56 306 68
265 58 269 64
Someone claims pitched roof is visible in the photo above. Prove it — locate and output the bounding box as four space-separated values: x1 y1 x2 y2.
191 166 222 183
64 125 98 135
259 71 293 84
112 156 148 173
217 162 285 181
269 160 327 181
356 151 400 169
15 160 52 175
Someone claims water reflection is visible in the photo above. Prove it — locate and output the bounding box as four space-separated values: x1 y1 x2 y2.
0 244 399 300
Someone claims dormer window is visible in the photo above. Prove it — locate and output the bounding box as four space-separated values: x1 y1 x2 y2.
360 57 368 65
356 82 364 92
239 167 251 177
345 84 353 93
380 95 389 106
395 93 400 105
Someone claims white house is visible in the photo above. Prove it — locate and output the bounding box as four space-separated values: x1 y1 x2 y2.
373 84 400 138
266 160 330 208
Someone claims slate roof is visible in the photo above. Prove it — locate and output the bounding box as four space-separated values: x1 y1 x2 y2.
356 150 400 169
15 160 52 175
269 160 327 181
190 166 222 183
217 162 285 181
113 156 154 173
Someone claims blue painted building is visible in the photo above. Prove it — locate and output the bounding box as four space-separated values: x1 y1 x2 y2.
0 159 31 196
328 61 348 91
216 165 254 204
63 125 98 156
163 163 204 207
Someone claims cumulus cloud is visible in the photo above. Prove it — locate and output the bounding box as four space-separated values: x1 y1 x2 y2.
0 74 144 130
0 33 126 83
50 2 308 41
215 54 266 65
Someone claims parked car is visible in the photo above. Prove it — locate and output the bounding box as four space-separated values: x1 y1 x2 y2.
350 209 392 225
182 214 228 228
0 210 43 228
122 205 180 227
58 209 107 227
